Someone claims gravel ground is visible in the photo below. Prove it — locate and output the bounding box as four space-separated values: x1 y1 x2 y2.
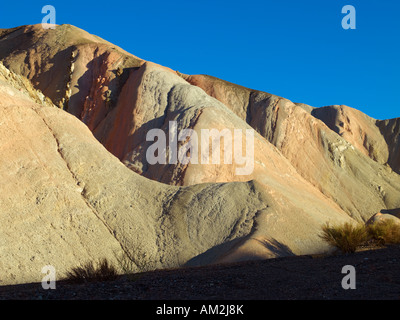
1 245 399 301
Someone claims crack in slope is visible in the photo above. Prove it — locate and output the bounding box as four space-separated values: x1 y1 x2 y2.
31 107 134 263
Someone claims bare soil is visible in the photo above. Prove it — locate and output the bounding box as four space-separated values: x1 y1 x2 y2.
1 245 399 300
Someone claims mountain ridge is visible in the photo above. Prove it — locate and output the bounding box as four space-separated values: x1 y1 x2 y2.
0 24 398 285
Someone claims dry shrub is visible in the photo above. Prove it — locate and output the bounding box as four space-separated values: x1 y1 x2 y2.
65 258 119 283
319 222 368 253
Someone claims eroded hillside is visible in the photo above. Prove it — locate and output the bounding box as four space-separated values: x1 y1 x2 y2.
0 24 399 285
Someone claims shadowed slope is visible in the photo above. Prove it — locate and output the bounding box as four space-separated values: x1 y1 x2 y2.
0 62 355 285
0 25 399 286
184 74 400 221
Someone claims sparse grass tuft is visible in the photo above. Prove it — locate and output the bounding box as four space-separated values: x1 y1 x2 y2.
319 222 368 253
320 218 400 253
65 258 119 283
366 220 400 246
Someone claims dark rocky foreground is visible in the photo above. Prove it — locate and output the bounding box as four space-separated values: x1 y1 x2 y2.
0 245 399 301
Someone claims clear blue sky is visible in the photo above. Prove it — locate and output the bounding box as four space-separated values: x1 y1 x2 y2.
1 0 399 120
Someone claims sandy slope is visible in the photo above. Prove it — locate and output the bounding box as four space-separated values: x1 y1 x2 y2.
0 24 399 286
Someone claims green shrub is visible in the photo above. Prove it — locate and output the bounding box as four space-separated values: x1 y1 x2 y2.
319 222 368 253
65 258 119 283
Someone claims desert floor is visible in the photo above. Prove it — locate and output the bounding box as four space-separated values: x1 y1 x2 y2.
1 244 399 300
